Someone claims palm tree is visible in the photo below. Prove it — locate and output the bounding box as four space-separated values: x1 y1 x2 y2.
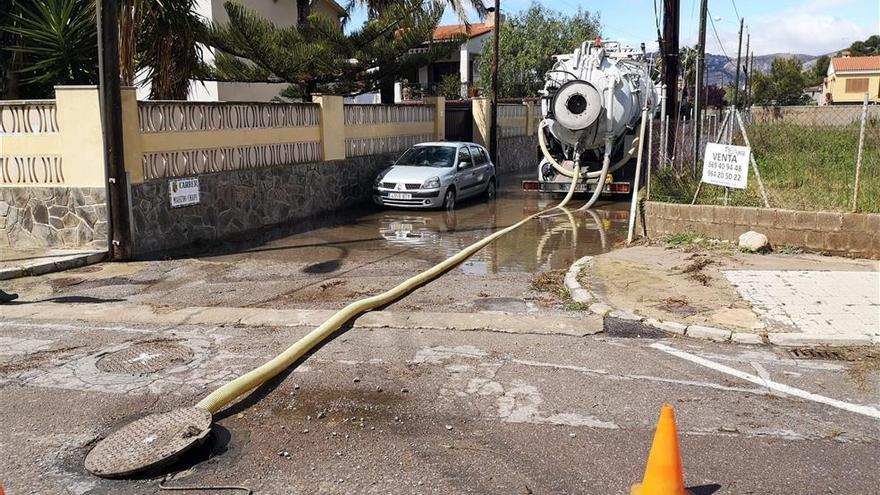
1 0 99 98
118 0 204 99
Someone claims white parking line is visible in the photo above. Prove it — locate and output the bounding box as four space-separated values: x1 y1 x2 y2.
651 343 880 420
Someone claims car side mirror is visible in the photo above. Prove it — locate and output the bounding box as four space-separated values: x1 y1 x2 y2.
458 161 470 170
388 159 396 166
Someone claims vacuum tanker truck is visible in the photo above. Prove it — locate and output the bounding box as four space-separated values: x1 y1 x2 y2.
522 40 661 205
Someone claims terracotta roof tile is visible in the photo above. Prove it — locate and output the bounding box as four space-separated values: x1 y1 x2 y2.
432 23 492 41
832 55 880 72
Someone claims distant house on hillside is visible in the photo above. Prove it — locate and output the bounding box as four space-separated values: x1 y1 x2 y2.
804 85 824 105
823 54 880 105
136 0 347 102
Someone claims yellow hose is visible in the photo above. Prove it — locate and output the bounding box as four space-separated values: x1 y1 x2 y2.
196 164 583 414
538 119 638 180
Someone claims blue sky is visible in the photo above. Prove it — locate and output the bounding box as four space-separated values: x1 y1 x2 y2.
346 0 879 56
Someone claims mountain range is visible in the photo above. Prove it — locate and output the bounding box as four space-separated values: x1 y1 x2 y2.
703 52 823 87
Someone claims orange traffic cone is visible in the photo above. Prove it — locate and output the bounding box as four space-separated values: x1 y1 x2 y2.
631 404 691 495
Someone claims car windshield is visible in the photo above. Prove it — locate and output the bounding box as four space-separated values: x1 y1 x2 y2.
395 146 456 168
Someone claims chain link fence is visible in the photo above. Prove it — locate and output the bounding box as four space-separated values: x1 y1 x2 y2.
646 101 880 213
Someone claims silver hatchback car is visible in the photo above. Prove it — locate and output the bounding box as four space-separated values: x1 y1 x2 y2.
373 142 497 209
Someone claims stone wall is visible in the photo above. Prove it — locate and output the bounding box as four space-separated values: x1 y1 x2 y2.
496 135 537 174
130 153 395 257
645 201 880 259
0 187 107 249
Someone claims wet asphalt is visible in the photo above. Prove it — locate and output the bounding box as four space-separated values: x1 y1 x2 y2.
1 175 878 494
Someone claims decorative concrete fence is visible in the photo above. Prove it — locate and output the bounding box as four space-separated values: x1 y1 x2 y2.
645 201 880 259
0 87 107 249
2 86 539 255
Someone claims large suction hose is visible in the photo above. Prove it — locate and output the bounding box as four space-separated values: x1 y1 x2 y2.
196 164 583 414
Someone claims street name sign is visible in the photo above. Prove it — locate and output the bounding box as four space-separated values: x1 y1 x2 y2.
169 177 200 208
701 143 750 189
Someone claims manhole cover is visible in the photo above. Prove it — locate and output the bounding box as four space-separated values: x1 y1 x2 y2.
85 406 212 477
788 348 844 361
96 341 193 375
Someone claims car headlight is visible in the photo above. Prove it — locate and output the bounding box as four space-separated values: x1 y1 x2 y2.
374 174 383 187
422 176 441 189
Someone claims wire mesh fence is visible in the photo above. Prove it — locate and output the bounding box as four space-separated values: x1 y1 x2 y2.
646 101 880 214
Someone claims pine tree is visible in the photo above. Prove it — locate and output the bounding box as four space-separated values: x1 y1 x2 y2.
202 0 463 100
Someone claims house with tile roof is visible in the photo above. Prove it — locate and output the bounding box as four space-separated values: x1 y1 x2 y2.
823 54 880 105
395 12 500 101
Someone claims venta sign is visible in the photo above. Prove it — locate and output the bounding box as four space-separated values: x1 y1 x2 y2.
701 143 750 189
169 177 200 208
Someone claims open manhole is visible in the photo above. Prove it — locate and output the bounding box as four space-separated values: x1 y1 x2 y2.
96 341 194 375
788 348 845 361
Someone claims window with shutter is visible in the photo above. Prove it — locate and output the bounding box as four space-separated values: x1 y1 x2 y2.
844 78 869 93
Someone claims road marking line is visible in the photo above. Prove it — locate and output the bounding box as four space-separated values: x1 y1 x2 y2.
651 343 880 420
512 359 767 395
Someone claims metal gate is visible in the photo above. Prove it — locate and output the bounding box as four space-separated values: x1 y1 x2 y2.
445 102 473 142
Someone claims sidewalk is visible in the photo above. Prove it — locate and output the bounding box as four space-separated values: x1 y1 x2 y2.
577 245 879 346
0 247 106 281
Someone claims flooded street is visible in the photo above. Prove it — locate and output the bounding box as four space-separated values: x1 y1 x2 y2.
211 174 632 274
6 174 632 315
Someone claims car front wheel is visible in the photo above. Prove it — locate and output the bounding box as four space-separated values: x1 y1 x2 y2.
443 188 456 210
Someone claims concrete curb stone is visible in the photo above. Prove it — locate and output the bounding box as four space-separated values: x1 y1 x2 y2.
565 255 874 348
0 250 107 281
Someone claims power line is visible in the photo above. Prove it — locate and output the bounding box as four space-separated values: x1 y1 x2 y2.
730 0 742 21
707 9 732 63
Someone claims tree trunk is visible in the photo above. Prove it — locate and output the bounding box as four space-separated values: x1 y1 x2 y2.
297 0 310 28
380 76 394 104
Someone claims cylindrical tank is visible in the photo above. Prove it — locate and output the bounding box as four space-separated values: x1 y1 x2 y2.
541 41 659 152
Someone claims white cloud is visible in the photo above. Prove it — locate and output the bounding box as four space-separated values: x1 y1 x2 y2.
747 14 872 55
687 4 874 57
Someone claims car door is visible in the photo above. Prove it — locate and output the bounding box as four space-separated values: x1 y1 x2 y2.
468 145 491 191
455 146 480 198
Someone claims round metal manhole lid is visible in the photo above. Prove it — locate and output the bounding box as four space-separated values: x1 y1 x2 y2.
96 341 193 375
85 407 212 478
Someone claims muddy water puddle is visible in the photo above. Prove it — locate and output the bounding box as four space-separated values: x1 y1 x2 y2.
210 180 631 275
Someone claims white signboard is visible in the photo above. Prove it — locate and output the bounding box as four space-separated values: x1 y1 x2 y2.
701 143 751 189
169 177 200 208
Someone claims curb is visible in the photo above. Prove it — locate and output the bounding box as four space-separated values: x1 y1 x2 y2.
1 302 605 337
0 251 107 281
563 255 876 348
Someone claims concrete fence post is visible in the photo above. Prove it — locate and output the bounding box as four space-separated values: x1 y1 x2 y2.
313 94 345 161
852 92 869 212
119 87 143 184
472 97 491 148
524 100 534 136
53 86 106 186
424 96 446 141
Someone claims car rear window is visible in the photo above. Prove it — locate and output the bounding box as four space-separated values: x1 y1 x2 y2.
469 146 487 166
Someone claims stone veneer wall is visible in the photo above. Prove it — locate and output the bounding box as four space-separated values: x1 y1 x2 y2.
0 187 107 249
130 153 395 256
496 135 537 174
645 201 880 259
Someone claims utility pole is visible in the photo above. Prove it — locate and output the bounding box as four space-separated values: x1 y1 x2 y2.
692 0 708 173
488 1 501 163
747 52 755 106
97 0 132 260
662 0 680 156
732 17 744 109
742 32 750 108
